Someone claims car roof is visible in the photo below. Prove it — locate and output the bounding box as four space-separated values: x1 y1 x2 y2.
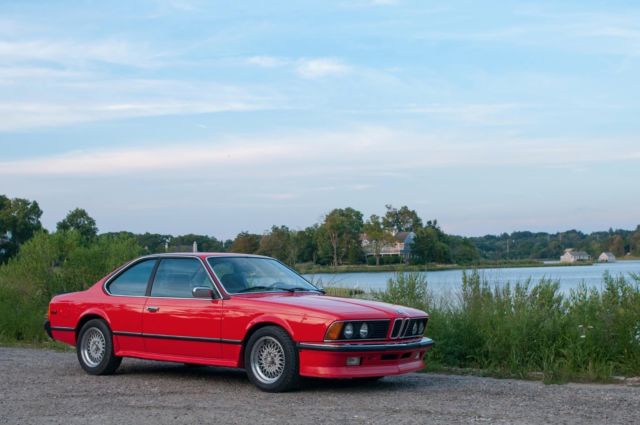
141 252 270 259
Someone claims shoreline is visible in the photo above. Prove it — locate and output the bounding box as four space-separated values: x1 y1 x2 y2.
296 260 599 275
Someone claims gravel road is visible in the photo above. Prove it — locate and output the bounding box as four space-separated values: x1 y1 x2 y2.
0 347 638 424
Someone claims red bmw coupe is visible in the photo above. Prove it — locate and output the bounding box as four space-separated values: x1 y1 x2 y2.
45 253 434 392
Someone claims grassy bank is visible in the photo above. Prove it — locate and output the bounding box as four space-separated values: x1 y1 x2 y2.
371 271 640 383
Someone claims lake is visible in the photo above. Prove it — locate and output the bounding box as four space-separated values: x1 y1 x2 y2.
303 260 640 295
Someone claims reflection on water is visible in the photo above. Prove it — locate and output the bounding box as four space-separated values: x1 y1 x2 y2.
303 261 640 295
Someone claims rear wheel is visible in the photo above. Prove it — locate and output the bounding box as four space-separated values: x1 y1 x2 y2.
245 326 300 392
76 319 122 375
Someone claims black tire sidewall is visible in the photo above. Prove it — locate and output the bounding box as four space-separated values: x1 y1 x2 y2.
244 326 299 392
76 319 120 375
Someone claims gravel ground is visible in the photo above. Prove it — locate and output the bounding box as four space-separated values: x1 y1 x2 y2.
0 347 638 424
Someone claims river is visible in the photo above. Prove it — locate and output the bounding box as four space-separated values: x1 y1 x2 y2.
303 260 640 295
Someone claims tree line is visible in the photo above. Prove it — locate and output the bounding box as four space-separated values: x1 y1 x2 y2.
1 194 639 268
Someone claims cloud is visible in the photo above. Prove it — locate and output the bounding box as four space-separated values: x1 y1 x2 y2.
1 127 637 178
245 56 351 78
0 78 282 131
246 56 287 68
0 39 158 68
295 58 351 79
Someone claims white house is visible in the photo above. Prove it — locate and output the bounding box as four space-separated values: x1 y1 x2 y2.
598 252 616 263
361 231 416 261
560 248 591 263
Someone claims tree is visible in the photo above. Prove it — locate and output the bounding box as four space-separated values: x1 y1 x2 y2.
230 231 261 254
171 234 224 252
383 204 423 233
322 208 364 266
608 234 625 257
0 195 43 262
363 214 394 266
630 226 640 256
56 208 98 242
293 226 319 264
412 224 451 264
258 225 293 264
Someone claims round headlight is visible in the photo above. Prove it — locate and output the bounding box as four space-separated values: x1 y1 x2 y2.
344 323 354 339
359 323 369 338
418 322 425 334
412 322 418 335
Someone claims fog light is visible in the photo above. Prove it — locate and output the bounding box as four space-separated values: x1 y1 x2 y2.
415 352 421 359
346 357 361 366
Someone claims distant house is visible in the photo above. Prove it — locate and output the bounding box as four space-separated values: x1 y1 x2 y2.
560 248 591 263
598 252 616 263
361 231 416 261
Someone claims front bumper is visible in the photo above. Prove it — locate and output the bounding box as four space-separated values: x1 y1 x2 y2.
298 337 434 352
297 337 434 378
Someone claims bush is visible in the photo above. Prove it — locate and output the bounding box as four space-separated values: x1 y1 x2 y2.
373 270 640 381
372 272 431 311
0 231 142 343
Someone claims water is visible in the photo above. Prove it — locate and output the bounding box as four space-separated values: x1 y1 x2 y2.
303 261 640 295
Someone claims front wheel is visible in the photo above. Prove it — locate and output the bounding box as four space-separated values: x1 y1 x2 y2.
76 319 122 375
245 326 300 392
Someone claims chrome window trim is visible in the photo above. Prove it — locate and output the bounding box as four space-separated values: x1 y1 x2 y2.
104 255 222 300
205 255 321 295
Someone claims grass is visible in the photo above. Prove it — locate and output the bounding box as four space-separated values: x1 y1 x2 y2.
371 271 640 383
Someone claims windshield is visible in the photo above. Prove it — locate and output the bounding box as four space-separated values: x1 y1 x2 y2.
207 257 321 294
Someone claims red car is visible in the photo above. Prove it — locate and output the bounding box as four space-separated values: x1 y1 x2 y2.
45 253 434 392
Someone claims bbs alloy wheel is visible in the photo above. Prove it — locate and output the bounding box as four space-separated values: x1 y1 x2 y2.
76 319 122 375
245 326 300 392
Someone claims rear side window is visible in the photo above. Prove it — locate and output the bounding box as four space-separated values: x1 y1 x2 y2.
107 259 156 296
151 258 213 298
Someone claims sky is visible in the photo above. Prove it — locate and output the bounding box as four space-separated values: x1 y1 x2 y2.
1 0 639 240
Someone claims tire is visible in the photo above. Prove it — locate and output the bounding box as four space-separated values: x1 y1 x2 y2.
76 319 122 375
244 326 300 392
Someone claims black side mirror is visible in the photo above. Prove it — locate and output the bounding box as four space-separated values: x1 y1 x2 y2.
192 287 215 299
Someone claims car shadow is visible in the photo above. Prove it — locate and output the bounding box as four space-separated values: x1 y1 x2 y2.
113 358 451 392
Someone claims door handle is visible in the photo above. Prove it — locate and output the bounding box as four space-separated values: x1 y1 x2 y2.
147 306 159 312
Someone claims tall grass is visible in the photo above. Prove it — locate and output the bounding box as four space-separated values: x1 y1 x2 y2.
373 271 640 382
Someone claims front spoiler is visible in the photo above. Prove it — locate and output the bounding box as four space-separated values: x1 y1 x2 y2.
298 337 434 352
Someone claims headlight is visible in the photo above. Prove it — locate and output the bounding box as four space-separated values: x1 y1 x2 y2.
344 323 354 339
418 322 425 334
412 322 418 335
359 322 369 338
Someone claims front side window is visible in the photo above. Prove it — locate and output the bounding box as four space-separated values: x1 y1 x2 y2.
150 258 213 298
207 257 320 294
107 259 156 296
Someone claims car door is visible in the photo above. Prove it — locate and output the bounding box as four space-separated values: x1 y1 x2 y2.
104 258 157 353
142 257 223 360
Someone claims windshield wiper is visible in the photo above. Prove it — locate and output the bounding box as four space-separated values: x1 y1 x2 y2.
236 286 274 293
277 286 325 293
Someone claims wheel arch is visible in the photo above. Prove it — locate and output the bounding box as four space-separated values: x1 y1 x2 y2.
239 319 296 368
75 310 111 343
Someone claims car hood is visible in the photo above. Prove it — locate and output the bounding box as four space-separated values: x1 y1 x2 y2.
249 293 427 320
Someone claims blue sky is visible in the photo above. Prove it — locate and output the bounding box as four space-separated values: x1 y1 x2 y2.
1 0 639 239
